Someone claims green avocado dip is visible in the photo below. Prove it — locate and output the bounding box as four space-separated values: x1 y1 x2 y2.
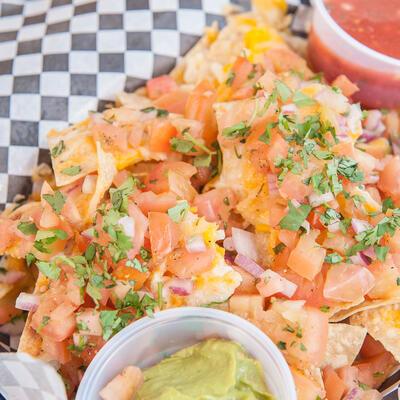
135 338 275 400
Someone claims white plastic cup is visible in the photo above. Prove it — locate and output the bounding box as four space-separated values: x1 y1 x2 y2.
308 0 400 109
77 307 296 400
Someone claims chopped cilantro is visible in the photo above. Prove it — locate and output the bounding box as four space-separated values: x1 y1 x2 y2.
331 86 342 94
300 343 307 351
37 316 50 333
374 245 389 262
310 72 324 82
283 325 295 333
167 201 190 223
140 247 151 262
258 122 277 145
319 305 330 313
43 190 66 215
223 197 230 206
380 109 390 115
17 221 38 235
277 341 287 350
373 372 384 378
382 197 395 213
170 138 195 153
60 165 81 176
193 154 212 167
222 121 251 139
50 140 66 158
140 106 168 117
126 258 148 272
273 242 286 255
358 381 371 391
157 281 164 310
278 201 312 231
109 176 136 213
36 260 61 280
26 253 35 267
274 79 292 103
226 71 235 86
324 252 343 264
293 90 316 108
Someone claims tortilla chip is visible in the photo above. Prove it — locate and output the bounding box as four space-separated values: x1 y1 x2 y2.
86 142 117 220
322 323 367 369
330 299 400 322
350 303 400 362
115 92 152 109
47 121 97 187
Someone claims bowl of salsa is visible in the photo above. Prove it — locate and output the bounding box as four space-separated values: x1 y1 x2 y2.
308 0 400 109
75 307 296 400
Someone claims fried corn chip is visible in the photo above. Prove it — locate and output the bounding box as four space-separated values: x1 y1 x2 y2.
350 303 400 363
322 323 367 369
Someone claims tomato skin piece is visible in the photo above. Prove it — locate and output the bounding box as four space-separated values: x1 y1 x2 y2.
154 90 188 114
148 119 178 153
148 212 181 260
291 367 325 400
322 366 347 400
166 246 215 279
323 263 375 302
378 156 400 200
287 230 326 281
185 79 217 145
42 337 71 364
134 191 177 215
146 75 177 100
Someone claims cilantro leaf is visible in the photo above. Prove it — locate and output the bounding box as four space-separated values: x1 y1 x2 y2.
226 71 235 86
374 245 389 262
26 253 35 267
43 190 66 215
293 90 316 108
258 122 277 145
17 221 38 235
193 154 212 167
126 258 148 272
60 165 81 176
50 140 66 158
382 197 395 213
273 243 286 255
324 252 343 264
222 121 251 139
278 201 312 231
109 176 136 213
36 260 61 280
140 106 168 117
274 79 292 103
167 201 190 223
170 138 195 153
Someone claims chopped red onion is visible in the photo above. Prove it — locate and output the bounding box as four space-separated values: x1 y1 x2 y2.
365 110 382 131
308 191 334 207
231 228 259 262
118 216 135 238
235 254 264 278
351 218 372 234
350 252 370 266
168 279 194 296
185 234 206 253
15 292 40 312
359 129 381 143
0 270 25 284
362 246 376 260
364 174 379 184
82 175 97 194
224 252 235 265
281 103 297 114
223 237 235 251
343 387 363 400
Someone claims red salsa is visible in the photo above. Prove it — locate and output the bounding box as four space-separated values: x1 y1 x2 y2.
325 0 400 59
308 0 400 109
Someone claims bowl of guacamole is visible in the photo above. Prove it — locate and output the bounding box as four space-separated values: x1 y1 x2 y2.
76 307 296 400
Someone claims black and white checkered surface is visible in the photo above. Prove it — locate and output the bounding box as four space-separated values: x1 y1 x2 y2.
0 0 309 211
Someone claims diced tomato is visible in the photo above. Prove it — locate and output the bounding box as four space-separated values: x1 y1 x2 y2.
113 170 131 188
323 366 347 400
112 266 149 291
76 308 102 336
148 212 181 259
32 302 76 342
366 255 400 299
291 367 325 400
146 75 177 100
256 70 277 93
266 47 310 78
166 246 215 278
193 188 236 227
154 90 189 114
42 337 71 364
360 334 387 359
287 230 326 281
378 156 400 200
92 122 128 153
322 232 355 255
232 266 258 295
230 57 254 90
134 191 177 215
268 203 287 227
126 203 148 259
185 79 217 145
359 138 390 159
324 263 375 302
279 170 313 202
145 161 197 194
167 170 197 202
79 335 106 366
148 119 178 153
66 276 83 307
256 270 297 298
331 74 359 98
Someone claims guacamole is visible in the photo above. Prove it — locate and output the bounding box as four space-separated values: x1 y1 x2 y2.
135 339 275 400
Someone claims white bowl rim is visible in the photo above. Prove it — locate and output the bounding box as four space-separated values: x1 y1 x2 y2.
311 0 400 67
77 306 296 399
